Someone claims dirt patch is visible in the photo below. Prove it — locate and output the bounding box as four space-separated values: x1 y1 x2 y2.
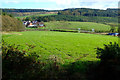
1 32 22 35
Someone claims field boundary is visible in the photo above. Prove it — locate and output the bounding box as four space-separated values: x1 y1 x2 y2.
25 29 109 35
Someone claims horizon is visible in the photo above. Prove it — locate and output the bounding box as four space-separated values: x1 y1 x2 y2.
1 7 119 11
0 0 119 10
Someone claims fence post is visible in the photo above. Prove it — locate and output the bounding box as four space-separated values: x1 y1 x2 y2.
78 28 80 33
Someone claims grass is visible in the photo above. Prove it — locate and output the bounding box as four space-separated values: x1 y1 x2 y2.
16 13 58 19
44 21 111 32
2 31 118 64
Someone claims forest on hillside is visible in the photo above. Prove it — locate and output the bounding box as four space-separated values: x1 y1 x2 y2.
19 8 118 24
58 8 118 17
2 8 118 17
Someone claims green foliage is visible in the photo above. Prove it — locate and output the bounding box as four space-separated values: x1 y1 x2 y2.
2 8 118 18
2 41 63 80
89 42 120 80
2 8 118 24
109 23 118 33
8 14 14 17
24 14 117 24
2 12 14 17
58 8 118 17
18 13 57 19
2 41 40 80
96 42 120 62
2 12 7 16
2 9 49 12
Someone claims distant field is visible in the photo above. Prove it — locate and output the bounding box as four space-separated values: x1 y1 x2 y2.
3 31 118 63
44 21 111 32
16 13 58 19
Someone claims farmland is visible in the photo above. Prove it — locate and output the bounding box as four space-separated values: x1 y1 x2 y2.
2 31 118 63
16 13 58 19
26 21 112 32
44 21 112 32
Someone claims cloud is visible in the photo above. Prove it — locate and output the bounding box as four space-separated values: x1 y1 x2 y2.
5 1 19 4
49 0 118 10
1 0 119 3
0 0 119 9
47 0 119 10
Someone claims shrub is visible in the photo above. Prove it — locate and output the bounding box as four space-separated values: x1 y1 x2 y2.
2 41 63 80
2 41 42 80
91 42 120 80
96 42 120 62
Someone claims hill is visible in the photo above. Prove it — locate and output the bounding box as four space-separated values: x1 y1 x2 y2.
32 15 117 23
43 21 112 32
2 8 118 19
2 15 25 31
1 9 58 17
58 8 118 17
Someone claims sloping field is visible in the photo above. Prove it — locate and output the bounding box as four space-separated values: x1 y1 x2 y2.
2 31 118 63
44 21 111 32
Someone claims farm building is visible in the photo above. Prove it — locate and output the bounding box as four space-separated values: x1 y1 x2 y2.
27 22 37 28
38 22 46 27
23 21 45 28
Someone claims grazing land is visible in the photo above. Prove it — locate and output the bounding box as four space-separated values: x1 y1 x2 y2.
16 13 58 19
26 21 112 32
44 21 111 32
2 31 118 63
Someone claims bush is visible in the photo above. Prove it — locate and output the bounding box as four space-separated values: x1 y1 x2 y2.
2 41 43 80
91 42 120 80
2 41 63 80
96 42 120 62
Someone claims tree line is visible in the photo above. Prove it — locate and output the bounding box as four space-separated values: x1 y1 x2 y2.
1 8 118 17
21 8 118 23
1 9 59 12
58 8 118 17
23 15 118 24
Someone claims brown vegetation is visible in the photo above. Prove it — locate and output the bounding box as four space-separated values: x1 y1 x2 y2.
2 15 25 31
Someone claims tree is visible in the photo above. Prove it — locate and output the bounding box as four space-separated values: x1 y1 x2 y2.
96 42 120 62
93 42 120 80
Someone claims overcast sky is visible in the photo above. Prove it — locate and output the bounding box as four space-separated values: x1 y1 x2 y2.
0 0 119 10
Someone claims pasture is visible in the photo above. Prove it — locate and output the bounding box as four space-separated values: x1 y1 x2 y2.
2 31 118 64
44 21 111 32
16 13 57 19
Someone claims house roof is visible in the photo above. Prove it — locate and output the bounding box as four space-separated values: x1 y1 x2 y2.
39 22 44 24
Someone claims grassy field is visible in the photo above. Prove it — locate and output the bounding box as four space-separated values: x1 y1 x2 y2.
16 13 58 19
2 31 118 64
43 21 111 32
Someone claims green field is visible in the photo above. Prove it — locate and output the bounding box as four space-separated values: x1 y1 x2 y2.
43 21 111 32
2 31 118 63
16 13 58 19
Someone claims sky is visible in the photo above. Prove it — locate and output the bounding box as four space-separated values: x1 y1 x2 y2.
0 0 119 10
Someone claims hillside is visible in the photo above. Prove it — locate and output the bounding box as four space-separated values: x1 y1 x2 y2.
2 15 25 31
32 15 117 23
43 21 111 32
2 8 118 24
2 8 118 17
58 8 118 17
1 9 58 17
